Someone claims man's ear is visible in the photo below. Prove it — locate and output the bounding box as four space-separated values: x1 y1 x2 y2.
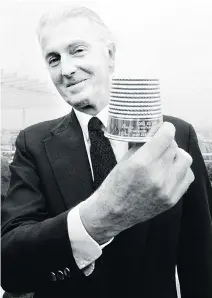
107 42 116 73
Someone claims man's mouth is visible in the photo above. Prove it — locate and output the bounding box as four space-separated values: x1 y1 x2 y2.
66 79 87 88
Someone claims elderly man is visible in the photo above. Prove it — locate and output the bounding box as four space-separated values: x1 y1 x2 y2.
2 6 212 298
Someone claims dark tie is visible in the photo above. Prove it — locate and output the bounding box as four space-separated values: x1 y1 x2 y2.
88 117 117 190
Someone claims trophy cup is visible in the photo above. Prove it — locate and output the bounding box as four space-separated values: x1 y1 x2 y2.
105 78 163 143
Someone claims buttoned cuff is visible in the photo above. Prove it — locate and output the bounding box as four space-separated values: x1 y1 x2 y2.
67 203 113 272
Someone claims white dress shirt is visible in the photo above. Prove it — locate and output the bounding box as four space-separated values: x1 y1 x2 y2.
67 105 129 275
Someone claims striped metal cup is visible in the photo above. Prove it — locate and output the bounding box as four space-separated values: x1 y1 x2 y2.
105 78 163 142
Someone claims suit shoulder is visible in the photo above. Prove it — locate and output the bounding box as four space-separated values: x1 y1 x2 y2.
21 114 69 141
163 115 196 149
163 115 192 132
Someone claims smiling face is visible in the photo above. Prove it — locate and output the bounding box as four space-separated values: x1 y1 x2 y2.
40 17 115 115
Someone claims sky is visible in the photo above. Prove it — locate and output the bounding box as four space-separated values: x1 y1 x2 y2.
1 0 212 128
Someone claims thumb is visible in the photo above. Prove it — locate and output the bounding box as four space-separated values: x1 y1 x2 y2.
119 143 143 163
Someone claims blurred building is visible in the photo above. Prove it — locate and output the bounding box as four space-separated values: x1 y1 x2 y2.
1 70 71 159
198 136 212 163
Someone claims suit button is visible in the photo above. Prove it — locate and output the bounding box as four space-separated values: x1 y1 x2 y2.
64 267 71 278
57 270 64 280
50 272 57 281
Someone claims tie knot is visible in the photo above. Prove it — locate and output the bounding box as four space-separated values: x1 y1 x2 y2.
88 117 102 132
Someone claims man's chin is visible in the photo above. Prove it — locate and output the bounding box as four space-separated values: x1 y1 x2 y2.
66 98 88 108
76 105 97 116
72 100 90 110
64 98 95 114
64 94 99 115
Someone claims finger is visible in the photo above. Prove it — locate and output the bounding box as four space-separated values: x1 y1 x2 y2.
132 122 176 163
171 167 195 204
174 148 193 165
119 143 142 163
159 140 178 166
173 148 193 182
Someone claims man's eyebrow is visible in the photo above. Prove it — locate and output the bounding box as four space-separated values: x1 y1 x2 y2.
68 41 90 49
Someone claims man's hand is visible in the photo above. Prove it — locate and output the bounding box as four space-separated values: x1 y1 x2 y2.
80 122 195 245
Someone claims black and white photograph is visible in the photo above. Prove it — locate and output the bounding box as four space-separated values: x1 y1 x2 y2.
1 0 212 297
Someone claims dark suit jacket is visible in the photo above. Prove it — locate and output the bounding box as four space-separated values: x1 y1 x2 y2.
2 110 212 298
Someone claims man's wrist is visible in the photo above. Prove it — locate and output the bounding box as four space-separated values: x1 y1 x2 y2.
79 194 116 245
67 205 102 270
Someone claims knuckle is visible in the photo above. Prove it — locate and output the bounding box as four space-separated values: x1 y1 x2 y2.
168 198 177 208
163 195 175 208
186 154 193 166
172 141 178 154
159 185 173 205
175 166 187 182
176 148 184 157
153 177 163 192
170 195 180 207
163 122 176 138
172 140 178 149
188 168 195 183
168 140 178 153
182 183 190 196
155 122 175 146
167 143 178 160
154 183 175 209
161 190 170 204
177 148 193 166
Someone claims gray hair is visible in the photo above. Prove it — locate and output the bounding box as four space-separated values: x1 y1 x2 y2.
37 5 115 46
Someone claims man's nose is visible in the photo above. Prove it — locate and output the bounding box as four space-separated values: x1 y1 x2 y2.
60 55 77 77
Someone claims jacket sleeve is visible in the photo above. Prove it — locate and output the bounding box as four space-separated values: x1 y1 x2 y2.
1 130 85 293
177 124 212 298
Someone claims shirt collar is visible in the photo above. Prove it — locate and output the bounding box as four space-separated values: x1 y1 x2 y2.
74 105 109 141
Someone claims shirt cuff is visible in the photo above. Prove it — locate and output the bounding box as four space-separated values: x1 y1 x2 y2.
67 203 111 270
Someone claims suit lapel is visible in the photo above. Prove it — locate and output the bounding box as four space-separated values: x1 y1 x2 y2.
44 110 94 209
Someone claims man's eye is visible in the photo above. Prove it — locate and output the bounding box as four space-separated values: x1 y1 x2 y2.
48 57 60 67
73 47 86 55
